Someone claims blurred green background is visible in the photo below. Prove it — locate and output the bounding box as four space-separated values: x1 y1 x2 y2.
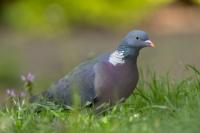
0 0 166 32
0 0 200 93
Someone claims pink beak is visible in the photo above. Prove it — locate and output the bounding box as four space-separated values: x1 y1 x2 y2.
145 40 155 48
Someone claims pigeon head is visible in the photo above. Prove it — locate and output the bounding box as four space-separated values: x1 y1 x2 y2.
109 30 155 65
117 30 155 58
120 30 155 49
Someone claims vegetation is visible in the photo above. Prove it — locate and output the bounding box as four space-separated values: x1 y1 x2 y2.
0 1 199 133
0 0 169 32
0 65 200 133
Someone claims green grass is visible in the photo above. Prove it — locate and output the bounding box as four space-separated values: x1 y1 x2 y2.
0 65 200 133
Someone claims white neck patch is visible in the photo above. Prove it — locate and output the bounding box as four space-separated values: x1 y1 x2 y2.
108 50 125 66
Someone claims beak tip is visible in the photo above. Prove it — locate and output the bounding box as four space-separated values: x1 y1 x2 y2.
150 43 155 48
145 40 155 48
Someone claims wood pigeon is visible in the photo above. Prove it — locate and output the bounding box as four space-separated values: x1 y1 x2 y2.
36 30 155 108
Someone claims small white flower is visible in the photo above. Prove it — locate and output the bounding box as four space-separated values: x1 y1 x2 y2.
133 113 140 118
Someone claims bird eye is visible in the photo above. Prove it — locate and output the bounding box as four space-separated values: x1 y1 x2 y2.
136 36 139 40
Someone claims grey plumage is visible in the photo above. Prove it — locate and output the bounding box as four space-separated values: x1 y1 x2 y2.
43 54 109 106
37 30 154 108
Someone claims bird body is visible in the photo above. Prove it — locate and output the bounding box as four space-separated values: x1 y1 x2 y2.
94 55 138 105
39 30 155 108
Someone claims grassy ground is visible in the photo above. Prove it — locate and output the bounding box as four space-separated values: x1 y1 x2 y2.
0 65 200 133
